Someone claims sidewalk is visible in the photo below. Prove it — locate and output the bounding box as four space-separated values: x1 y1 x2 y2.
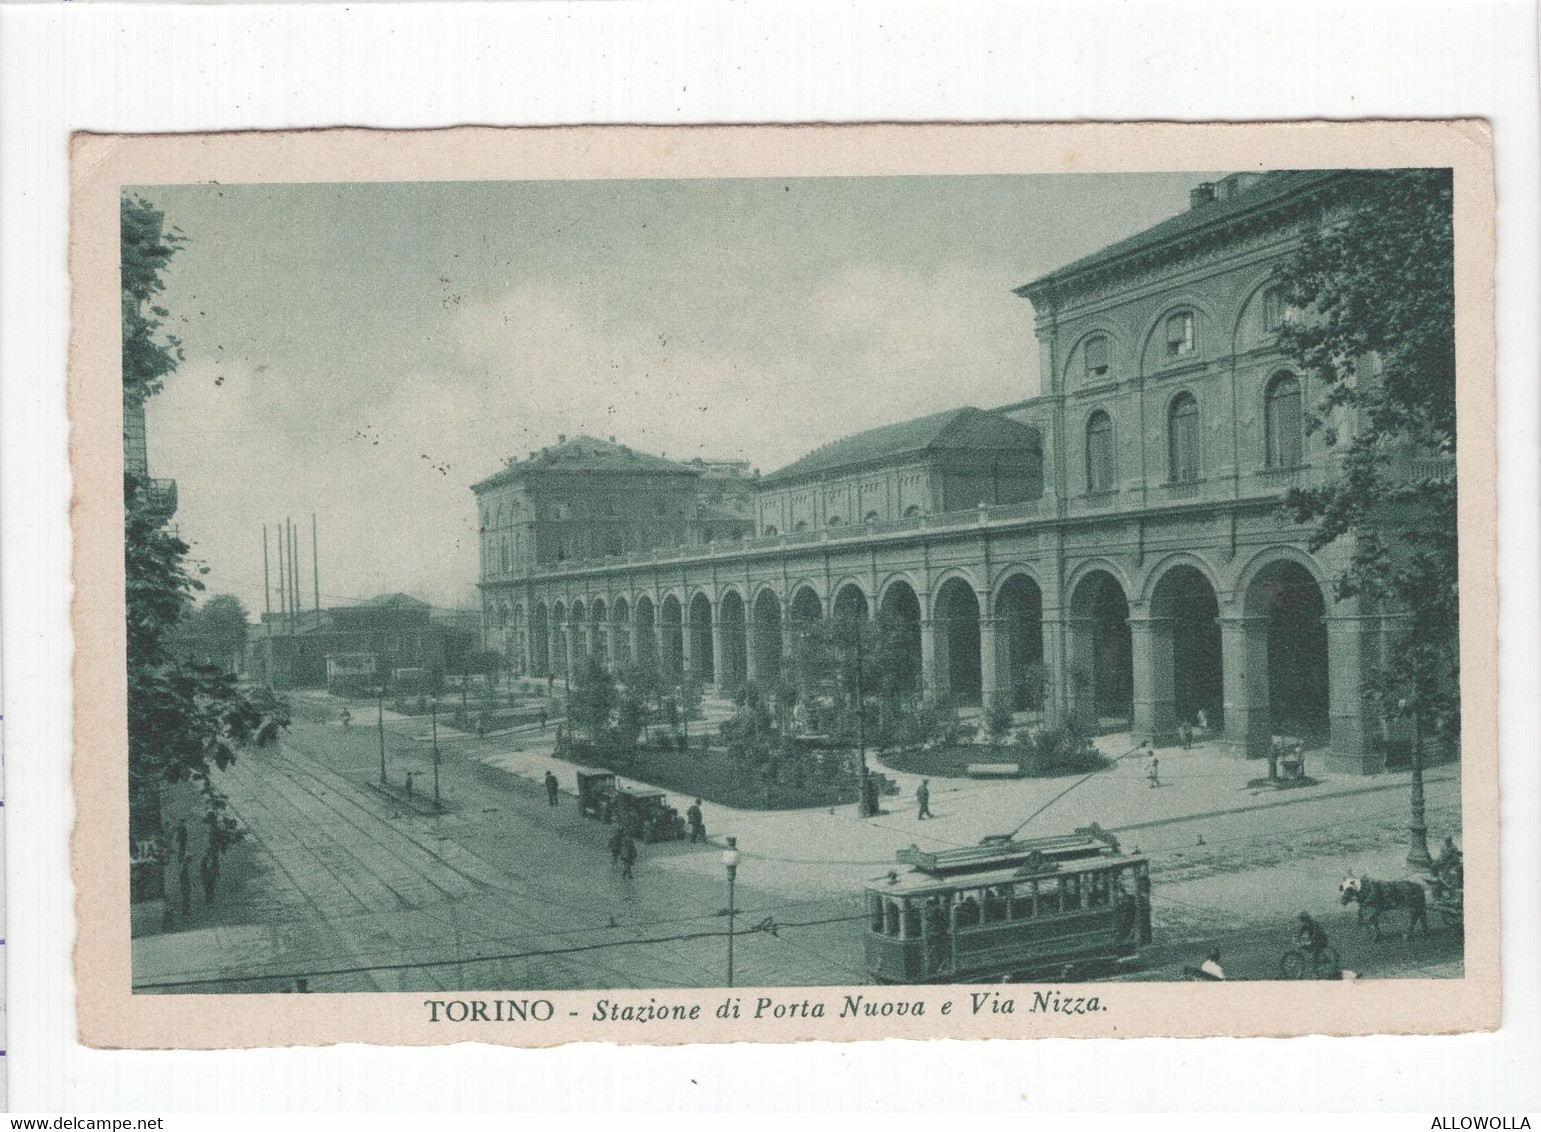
466 695 1461 899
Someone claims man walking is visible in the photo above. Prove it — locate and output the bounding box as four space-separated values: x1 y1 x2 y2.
686 798 706 843
619 833 638 881
609 827 626 871
199 847 219 903
916 779 932 821
544 769 560 807
1145 746 1160 789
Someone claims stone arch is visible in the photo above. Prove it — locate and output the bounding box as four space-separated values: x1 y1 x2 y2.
933 575 983 705
752 588 783 684
590 599 608 667
569 600 587 667
832 580 870 622
1241 555 1330 746
789 585 823 624
688 592 714 683
994 571 1046 712
551 600 569 676
1144 563 1223 742
659 594 684 677
531 602 550 676
717 589 748 689
1068 569 1132 731
1230 268 1289 355
877 577 923 699
612 597 631 666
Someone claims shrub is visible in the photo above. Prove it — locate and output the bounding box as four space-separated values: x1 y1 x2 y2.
1015 721 1108 776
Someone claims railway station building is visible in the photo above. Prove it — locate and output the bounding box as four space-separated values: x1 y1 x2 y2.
474 171 1430 774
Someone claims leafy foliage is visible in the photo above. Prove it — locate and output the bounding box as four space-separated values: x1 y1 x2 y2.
123 193 289 860
568 657 618 743
1273 170 1459 738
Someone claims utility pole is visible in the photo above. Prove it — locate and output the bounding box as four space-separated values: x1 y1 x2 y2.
262 524 272 638
311 512 321 629
1403 698 1433 868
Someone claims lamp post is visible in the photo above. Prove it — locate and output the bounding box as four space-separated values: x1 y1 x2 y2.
1401 698 1433 868
377 682 387 785
722 837 741 988
853 623 873 818
430 696 442 811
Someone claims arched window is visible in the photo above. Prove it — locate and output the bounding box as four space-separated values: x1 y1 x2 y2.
1164 310 1196 358
500 536 511 574
1085 410 1114 494
1167 393 1200 483
1083 334 1111 381
763 524 778 536
1265 372 1304 468
827 515 843 526
794 520 809 532
903 504 922 518
864 510 881 524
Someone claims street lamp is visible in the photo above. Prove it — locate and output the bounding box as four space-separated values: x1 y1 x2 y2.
430 695 442 811
722 837 741 988
1401 698 1433 868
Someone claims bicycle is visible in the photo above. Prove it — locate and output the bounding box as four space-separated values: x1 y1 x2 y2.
1279 944 1340 980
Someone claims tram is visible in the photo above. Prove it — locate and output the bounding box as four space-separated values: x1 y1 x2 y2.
862 825 1152 984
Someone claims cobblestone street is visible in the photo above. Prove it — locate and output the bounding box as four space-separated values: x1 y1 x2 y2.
133 692 1464 993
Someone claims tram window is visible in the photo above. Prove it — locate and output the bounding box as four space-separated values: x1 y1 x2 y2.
868 893 885 933
884 900 901 937
1039 879 1063 915
1063 875 1082 911
954 890 982 929
1089 872 1111 907
982 886 1008 923
902 901 921 939
1010 881 1036 919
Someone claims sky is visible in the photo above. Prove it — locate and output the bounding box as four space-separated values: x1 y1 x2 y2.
138 171 1224 614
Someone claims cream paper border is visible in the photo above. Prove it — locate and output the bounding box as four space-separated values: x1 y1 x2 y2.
71 122 1498 1049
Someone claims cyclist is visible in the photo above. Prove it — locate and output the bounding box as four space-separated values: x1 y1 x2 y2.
1296 911 1331 970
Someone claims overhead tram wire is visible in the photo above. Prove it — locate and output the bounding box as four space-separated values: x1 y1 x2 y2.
131 908 873 993
1008 740 1147 841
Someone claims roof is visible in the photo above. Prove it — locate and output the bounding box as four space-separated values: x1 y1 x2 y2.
472 435 700 492
1016 170 1346 300
761 406 1042 486
359 592 430 610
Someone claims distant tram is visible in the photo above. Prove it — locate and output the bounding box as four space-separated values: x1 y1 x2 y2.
862 825 1152 984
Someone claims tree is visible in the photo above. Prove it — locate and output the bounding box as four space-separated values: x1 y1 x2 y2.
568 657 618 744
123 194 289 880
1273 169 1457 866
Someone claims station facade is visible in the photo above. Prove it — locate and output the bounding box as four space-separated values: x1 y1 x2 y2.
475 171 1410 773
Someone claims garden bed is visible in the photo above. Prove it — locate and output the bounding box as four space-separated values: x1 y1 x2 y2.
879 740 1108 780
570 737 873 811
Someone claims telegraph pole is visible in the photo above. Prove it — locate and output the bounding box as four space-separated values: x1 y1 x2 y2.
262 524 272 638
377 683 387 785
311 512 321 628
430 697 442 810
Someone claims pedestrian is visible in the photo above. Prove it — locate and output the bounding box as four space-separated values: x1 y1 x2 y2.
915 779 932 821
177 852 192 916
174 820 188 859
686 798 706 843
544 770 560 807
340 707 352 731
609 827 626 870
540 708 548 733
1196 707 1209 734
199 848 219 903
619 834 638 881
1179 719 1193 750
1145 748 1160 789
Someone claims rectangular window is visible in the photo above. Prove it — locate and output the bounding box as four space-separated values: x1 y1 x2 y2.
1165 311 1195 357
1262 289 1285 332
1084 335 1110 379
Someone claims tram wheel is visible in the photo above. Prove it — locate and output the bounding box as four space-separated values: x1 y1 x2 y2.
1280 950 1306 980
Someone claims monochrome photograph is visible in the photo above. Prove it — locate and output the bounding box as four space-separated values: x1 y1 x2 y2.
69 124 1497 1046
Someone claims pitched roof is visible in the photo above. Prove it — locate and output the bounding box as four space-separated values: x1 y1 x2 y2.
472 434 700 492
761 406 1042 486
1016 170 1345 300
359 592 430 610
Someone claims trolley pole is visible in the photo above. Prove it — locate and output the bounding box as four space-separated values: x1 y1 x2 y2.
430 697 442 810
377 683 387 785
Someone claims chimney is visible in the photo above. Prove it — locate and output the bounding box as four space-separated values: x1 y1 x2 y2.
609 435 616 443
1190 183 1216 210
558 434 567 444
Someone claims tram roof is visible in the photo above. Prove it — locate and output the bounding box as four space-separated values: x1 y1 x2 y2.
865 852 1148 897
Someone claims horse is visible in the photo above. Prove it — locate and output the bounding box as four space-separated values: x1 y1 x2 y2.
1339 875 1429 940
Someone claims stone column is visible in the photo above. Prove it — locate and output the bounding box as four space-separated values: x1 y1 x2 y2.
922 617 943 701
736 609 755 680
1218 612 1271 758
680 616 693 674
1039 610 1064 725
1129 607 1177 745
521 611 535 676
1065 615 1097 732
979 616 1001 714
710 612 726 688
1326 610 1384 774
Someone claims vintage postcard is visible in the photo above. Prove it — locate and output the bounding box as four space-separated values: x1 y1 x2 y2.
71 122 1497 1048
